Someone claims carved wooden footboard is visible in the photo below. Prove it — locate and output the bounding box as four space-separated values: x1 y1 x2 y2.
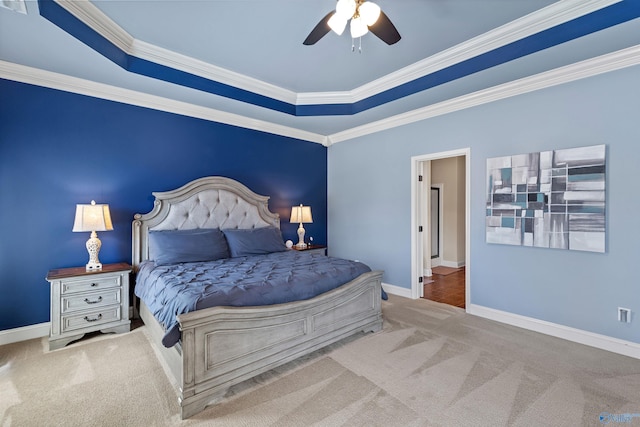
132 176 383 419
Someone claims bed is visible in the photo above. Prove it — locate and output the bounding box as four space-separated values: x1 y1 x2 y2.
131 176 383 419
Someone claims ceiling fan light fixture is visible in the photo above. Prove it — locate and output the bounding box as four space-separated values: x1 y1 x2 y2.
335 0 356 19
350 16 368 38
359 1 381 26
328 13 348 35
303 0 400 46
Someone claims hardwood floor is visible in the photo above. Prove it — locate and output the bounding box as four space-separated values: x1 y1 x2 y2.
422 267 466 309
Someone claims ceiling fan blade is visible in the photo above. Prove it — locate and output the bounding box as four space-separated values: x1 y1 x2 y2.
303 11 334 45
368 11 401 45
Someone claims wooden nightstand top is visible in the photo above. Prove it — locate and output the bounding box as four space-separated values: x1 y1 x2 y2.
46 262 132 281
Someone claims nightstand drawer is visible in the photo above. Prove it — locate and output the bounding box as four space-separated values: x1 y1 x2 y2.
61 306 122 333
61 288 121 313
61 276 121 294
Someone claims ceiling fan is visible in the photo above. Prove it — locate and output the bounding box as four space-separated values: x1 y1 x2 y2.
303 0 401 46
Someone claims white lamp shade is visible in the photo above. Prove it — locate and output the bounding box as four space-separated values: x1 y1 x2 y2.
328 13 348 35
290 204 313 224
350 16 369 38
335 0 356 19
72 200 113 232
359 1 381 26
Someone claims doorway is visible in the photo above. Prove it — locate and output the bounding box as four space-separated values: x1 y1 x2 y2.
430 184 443 267
423 267 466 308
410 148 470 309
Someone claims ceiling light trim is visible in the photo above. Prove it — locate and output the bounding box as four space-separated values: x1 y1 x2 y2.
327 44 640 145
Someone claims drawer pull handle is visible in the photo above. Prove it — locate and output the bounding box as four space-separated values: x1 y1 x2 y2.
83 314 102 322
84 296 103 304
91 283 99 287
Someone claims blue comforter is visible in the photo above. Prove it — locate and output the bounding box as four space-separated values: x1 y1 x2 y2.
135 251 376 347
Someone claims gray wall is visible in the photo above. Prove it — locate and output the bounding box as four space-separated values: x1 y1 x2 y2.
328 64 639 343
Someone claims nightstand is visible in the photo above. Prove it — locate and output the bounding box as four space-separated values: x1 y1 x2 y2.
46 262 131 350
291 245 327 256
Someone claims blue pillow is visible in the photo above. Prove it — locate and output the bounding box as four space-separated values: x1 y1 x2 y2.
149 228 229 266
222 226 287 257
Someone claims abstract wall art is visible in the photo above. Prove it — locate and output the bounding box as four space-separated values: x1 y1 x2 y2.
486 144 606 253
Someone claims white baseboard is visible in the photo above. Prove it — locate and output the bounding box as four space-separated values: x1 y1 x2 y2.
0 308 135 346
441 260 466 268
382 282 413 299
424 262 465 275
467 304 640 360
12 304 634 361
0 323 50 346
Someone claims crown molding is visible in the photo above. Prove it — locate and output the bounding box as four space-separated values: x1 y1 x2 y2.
327 44 640 145
347 0 622 104
55 0 133 52
3 44 637 148
53 0 297 105
0 60 327 146
296 91 356 105
280 0 623 107
131 39 299 105
53 0 622 109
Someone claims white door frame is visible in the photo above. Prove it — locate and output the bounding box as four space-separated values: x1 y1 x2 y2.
411 148 471 307
411 159 428 298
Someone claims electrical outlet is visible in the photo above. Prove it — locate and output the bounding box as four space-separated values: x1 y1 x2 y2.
618 307 631 323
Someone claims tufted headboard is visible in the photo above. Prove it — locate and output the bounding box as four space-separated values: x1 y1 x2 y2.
132 176 280 271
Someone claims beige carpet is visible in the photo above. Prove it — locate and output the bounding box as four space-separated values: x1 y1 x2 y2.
2 296 640 426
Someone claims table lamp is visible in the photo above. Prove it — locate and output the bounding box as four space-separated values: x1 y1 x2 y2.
72 200 113 271
290 204 312 248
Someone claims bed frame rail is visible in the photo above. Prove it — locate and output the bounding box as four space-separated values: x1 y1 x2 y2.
177 270 383 418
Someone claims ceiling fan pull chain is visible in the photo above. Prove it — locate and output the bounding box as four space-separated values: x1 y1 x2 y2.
351 37 363 53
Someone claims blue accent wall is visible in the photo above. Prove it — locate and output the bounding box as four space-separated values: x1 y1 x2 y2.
0 79 327 331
